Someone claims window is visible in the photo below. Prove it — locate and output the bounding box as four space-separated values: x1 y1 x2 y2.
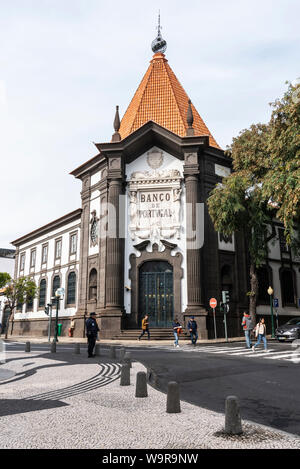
20 253 25 271
30 249 36 268
281 269 296 306
42 245 48 264
26 296 34 311
257 266 271 304
52 276 61 297
39 279 47 307
67 272 76 304
70 233 77 255
52 276 61 310
88 269 97 300
55 239 62 259
278 228 289 253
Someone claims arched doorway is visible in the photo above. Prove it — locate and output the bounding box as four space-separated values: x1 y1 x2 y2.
139 261 173 328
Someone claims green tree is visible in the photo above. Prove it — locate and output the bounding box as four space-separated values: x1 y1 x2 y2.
207 124 275 323
262 82 300 243
2 276 38 339
0 272 11 289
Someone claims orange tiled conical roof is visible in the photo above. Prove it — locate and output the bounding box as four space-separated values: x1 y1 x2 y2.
119 53 220 149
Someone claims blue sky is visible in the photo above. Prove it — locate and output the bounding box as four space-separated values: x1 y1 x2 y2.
0 0 299 248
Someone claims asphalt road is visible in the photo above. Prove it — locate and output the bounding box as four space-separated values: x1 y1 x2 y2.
3 340 300 436
130 341 300 436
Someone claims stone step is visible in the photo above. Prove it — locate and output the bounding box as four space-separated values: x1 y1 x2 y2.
112 329 190 340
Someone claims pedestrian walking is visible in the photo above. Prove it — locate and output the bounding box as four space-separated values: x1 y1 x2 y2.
241 311 253 349
69 317 75 337
138 314 150 341
172 318 182 348
252 318 268 352
187 316 198 345
86 312 99 357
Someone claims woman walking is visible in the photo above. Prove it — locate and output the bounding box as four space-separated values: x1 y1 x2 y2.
252 318 268 352
172 318 182 348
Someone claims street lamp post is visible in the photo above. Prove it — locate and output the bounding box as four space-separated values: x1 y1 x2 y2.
53 288 64 344
267 286 275 339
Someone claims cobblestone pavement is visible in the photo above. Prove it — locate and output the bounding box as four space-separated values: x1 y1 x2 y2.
0 348 299 449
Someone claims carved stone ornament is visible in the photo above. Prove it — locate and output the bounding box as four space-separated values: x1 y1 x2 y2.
146 148 163 170
109 158 120 170
185 153 198 165
90 210 99 247
128 168 183 247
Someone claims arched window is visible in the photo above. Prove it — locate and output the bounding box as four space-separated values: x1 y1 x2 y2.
39 279 47 307
67 272 76 305
89 269 97 301
257 266 271 304
52 275 61 310
281 269 296 306
26 280 36 311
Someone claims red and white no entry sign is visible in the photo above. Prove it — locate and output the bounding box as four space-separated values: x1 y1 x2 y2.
209 298 217 309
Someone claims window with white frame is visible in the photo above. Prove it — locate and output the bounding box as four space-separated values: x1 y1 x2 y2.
30 249 36 268
20 253 25 272
55 239 62 259
70 233 77 255
42 244 48 264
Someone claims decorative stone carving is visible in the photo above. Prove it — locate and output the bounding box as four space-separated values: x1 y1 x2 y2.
109 158 120 170
90 210 99 247
185 152 198 165
147 148 163 169
128 168 182 246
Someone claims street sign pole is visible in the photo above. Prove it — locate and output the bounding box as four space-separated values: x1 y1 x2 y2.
47 304 52 342
213 308 217 340
210 298 218 340
224 304 228 342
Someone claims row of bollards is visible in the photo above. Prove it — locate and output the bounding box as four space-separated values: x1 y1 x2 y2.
24 341 123 358
22 341 243 433
119 360 243 432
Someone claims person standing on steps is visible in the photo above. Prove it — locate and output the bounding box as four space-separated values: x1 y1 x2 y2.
86 312 99 357
138 314 150 341
241 311 254 349
172 318 182 348
252 318 268 352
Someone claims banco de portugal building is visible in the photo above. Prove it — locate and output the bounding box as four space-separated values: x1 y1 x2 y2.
11 27 300 340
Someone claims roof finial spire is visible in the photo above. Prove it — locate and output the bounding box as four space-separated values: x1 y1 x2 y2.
186 99 195 136
111 105 121 142
151 11 167 54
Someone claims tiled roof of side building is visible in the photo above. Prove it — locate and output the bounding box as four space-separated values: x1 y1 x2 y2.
119 52 221 149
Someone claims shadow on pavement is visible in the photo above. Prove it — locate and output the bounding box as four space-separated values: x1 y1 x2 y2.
0 399 68 417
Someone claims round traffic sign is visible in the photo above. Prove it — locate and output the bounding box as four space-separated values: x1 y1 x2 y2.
209 298 217 309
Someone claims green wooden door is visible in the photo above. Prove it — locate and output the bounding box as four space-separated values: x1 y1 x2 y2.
139 261 174 328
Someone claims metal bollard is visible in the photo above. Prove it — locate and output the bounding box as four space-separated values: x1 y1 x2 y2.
25 342 31 353
225 396 243 435
120 363 130 386
135 371 148 398
50 341 56 353
124 351 132 368
74 343 80 354
94 343 101 357
109 346 116 359
166 381 181 413
119 347 125 361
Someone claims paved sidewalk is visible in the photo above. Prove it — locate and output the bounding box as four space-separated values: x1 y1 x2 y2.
4 334 260 347
0 346 299 449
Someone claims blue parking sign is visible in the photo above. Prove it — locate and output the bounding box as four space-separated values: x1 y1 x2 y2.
273 298 279 308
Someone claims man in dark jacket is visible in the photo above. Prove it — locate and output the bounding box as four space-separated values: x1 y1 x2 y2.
187 316 198 345
86 312 99 357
